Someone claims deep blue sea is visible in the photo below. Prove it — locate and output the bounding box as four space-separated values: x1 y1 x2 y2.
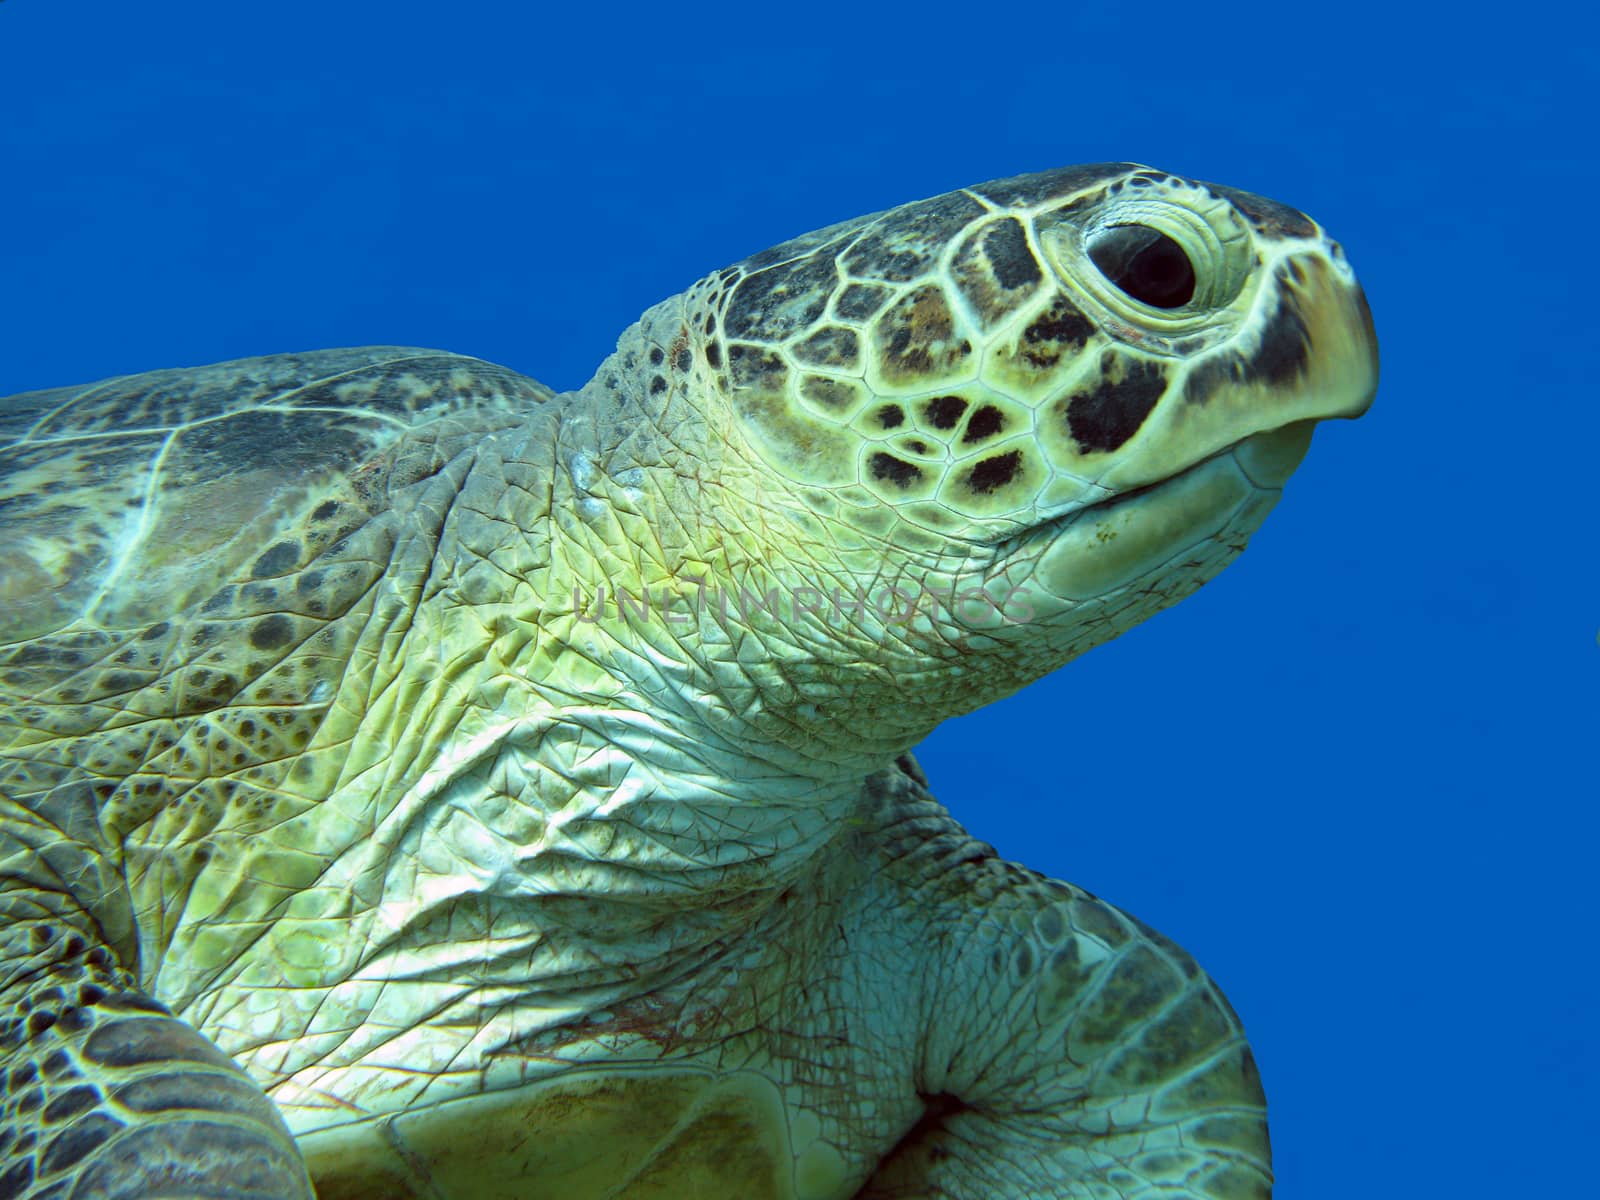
2 3 1593 1196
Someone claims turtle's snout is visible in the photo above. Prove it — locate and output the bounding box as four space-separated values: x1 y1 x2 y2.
1288 246 1380 424
1351 279 1380 403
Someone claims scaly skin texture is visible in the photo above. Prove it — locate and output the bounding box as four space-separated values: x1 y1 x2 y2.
0 164 1377 1198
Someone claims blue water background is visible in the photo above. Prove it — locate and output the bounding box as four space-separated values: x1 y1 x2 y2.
2 3 1593 1194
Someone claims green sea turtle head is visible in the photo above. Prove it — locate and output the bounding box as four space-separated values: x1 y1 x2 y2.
564 163 1378 766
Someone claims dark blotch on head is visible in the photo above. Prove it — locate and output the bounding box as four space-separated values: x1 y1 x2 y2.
966 450 1023 494
869 453 923 489
1185 282 1313 403
962 406 1006 443
984 218 1042 290
876 405 905 430
1248 292 1314 384
876 285 970 380
970 163 1135 208
1203 181 1318 239
248 615 294 652
791 324 860 370
140 622 170 642
843 189 986 282
727 344 788 391
952 217 1045 331
311 500 339 521
649 375 667 396
799 376 858 412
250 542 299 580
835 283 892 322
1020 295 1095 367
923 395 967 431
705 341 722 369
724 252 837 340
648 346 665 365
1066 358 1168 453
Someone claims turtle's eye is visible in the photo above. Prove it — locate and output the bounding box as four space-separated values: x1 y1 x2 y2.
1087 224 1196 309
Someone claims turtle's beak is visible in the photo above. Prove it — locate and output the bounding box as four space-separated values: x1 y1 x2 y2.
1298 254 1380 421
1233 256 1378 488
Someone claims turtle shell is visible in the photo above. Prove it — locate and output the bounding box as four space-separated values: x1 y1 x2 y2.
1 347 550 643
0 348 551 965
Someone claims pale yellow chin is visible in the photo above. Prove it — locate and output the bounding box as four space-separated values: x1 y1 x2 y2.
1033 421 1316 602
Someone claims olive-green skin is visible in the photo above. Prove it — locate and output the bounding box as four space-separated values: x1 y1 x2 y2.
0 164 1376 1199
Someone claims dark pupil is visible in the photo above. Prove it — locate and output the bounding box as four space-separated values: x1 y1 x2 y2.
1087 225 1196 308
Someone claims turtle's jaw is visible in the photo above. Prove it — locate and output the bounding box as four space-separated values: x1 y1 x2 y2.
1019 430 1288 606
1012 250 1378 606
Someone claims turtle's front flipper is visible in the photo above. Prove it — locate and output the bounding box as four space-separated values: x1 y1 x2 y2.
855 767 1271 1200
1 916 313 1200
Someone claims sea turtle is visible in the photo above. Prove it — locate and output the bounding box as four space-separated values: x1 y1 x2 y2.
0 163 1376 1200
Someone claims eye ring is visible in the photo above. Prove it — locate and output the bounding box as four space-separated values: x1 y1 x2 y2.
1086 224 1196 309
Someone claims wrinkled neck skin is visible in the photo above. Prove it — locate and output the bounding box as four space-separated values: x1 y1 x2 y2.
506 295 1284 788
527 304 951 783
414 289 1286 967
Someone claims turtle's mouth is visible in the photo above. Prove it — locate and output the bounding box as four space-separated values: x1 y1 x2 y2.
1014 421 1316 602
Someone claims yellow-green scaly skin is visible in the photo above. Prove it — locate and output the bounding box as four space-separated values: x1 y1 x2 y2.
0 165 1376 1199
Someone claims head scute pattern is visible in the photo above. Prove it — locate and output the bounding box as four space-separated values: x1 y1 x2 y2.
663 163 1370 559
